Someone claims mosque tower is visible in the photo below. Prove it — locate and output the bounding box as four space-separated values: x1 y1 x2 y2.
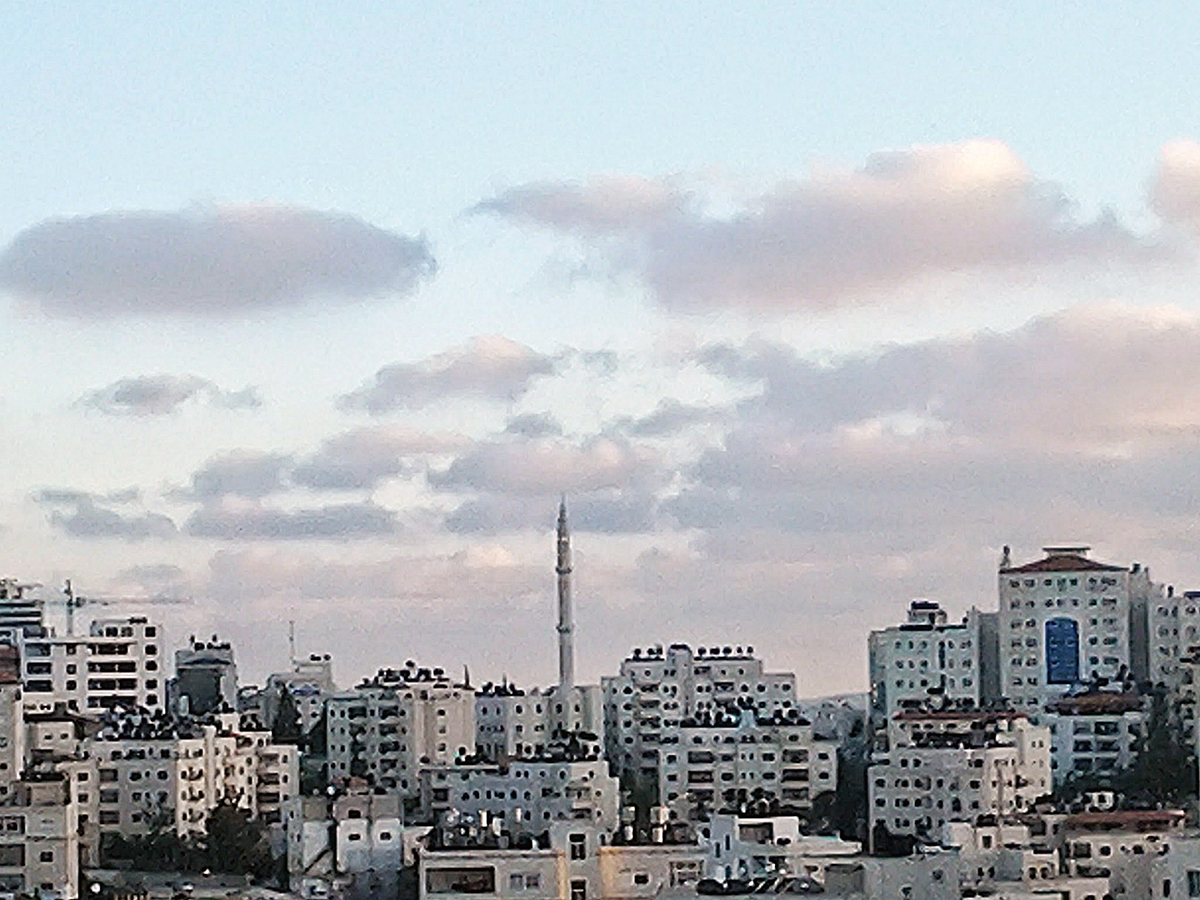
556 497 574 689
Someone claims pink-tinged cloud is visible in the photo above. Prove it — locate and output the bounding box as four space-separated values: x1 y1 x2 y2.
479 140 1159 313
341 336 559 413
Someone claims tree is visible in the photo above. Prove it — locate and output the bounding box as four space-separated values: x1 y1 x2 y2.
203 801 273 877
271 686 303 746
1119 689 1196 806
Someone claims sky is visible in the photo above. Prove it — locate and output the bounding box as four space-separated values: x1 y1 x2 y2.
4 2 1200 695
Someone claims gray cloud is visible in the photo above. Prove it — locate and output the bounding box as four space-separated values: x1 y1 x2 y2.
80 374 262 416
187 451 292 500
0 205 435 316
185 501 400 540
609 399 728 437
445 493 656 535
45 498 177 541
341 336 560 414
430 435 660 497
292 426 465 491
34 487 140 506
503 412 563 438
479 140 1159 312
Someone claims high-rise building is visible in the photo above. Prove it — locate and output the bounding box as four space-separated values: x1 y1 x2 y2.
867 600 999 741
602 643 798 791
20 617 164 715
997 546 1159 711
325 664 475 798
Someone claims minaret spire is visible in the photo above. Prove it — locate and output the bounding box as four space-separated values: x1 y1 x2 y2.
556 495 575 690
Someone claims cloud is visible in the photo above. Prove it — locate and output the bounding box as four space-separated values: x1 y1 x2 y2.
444 493 656 535
186 451 292 500
608 398 728 437
111 563 189 594
292 426 465 491
695 304 1200 450
479 140 1157 312
503 412 563 438
0 204 435 316
34 487 140 506
340 336 559 413
45 498 177 541
80 374 262 416
430 435 660 496
1152 140 1200 227
185 500 401 541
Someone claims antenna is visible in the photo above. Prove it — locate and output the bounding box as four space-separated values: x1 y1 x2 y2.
289 620 296 664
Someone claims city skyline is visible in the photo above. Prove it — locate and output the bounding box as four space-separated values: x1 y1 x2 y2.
6 4 1200 694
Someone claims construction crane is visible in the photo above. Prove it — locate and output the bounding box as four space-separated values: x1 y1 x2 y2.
47 579 193 636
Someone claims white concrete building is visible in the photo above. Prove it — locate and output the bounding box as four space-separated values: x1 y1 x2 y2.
284 788 406 900
940 818 1112 899
998 546 1158 712
475 685 603 762
326 664 475 797
820 850 962 900
420 758 619 837
90 709 298 838
602 644 798 789
419 821 704 900
659 707 837 827
705 813 861 883
868 601 998 739
21 617 164 715
0 773 81 900
1149 833 1200 900
868 710 1051 846
1041 690 1146 784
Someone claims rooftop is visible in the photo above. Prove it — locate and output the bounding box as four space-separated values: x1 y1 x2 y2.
1002 548 1126 574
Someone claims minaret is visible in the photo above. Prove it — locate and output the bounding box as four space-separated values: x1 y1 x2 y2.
556 496 575 690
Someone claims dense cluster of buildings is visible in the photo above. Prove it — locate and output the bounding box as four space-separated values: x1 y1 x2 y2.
4 525 1200 900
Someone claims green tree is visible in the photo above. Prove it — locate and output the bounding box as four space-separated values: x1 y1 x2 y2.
1119 690 1196 806
271 686 303 746
203 801 273 877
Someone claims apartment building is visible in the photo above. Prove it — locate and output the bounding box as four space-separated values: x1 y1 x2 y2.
602 644 797 787
867 600 998 740
90 709 298 838
0 646 24 800
0 773 80 900
262 653 337 733
419 821 704 900
475 683 603 761
658 705 837 826
21 617 164 715
419 757 618 837
326 665 475 797
705 813 861 883
1042 691 1146 784
284 787 406 900
998 546 1158 712
868 710 1051 846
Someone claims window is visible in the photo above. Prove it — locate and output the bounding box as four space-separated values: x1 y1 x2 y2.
40 850 53 862
569 833 586 860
